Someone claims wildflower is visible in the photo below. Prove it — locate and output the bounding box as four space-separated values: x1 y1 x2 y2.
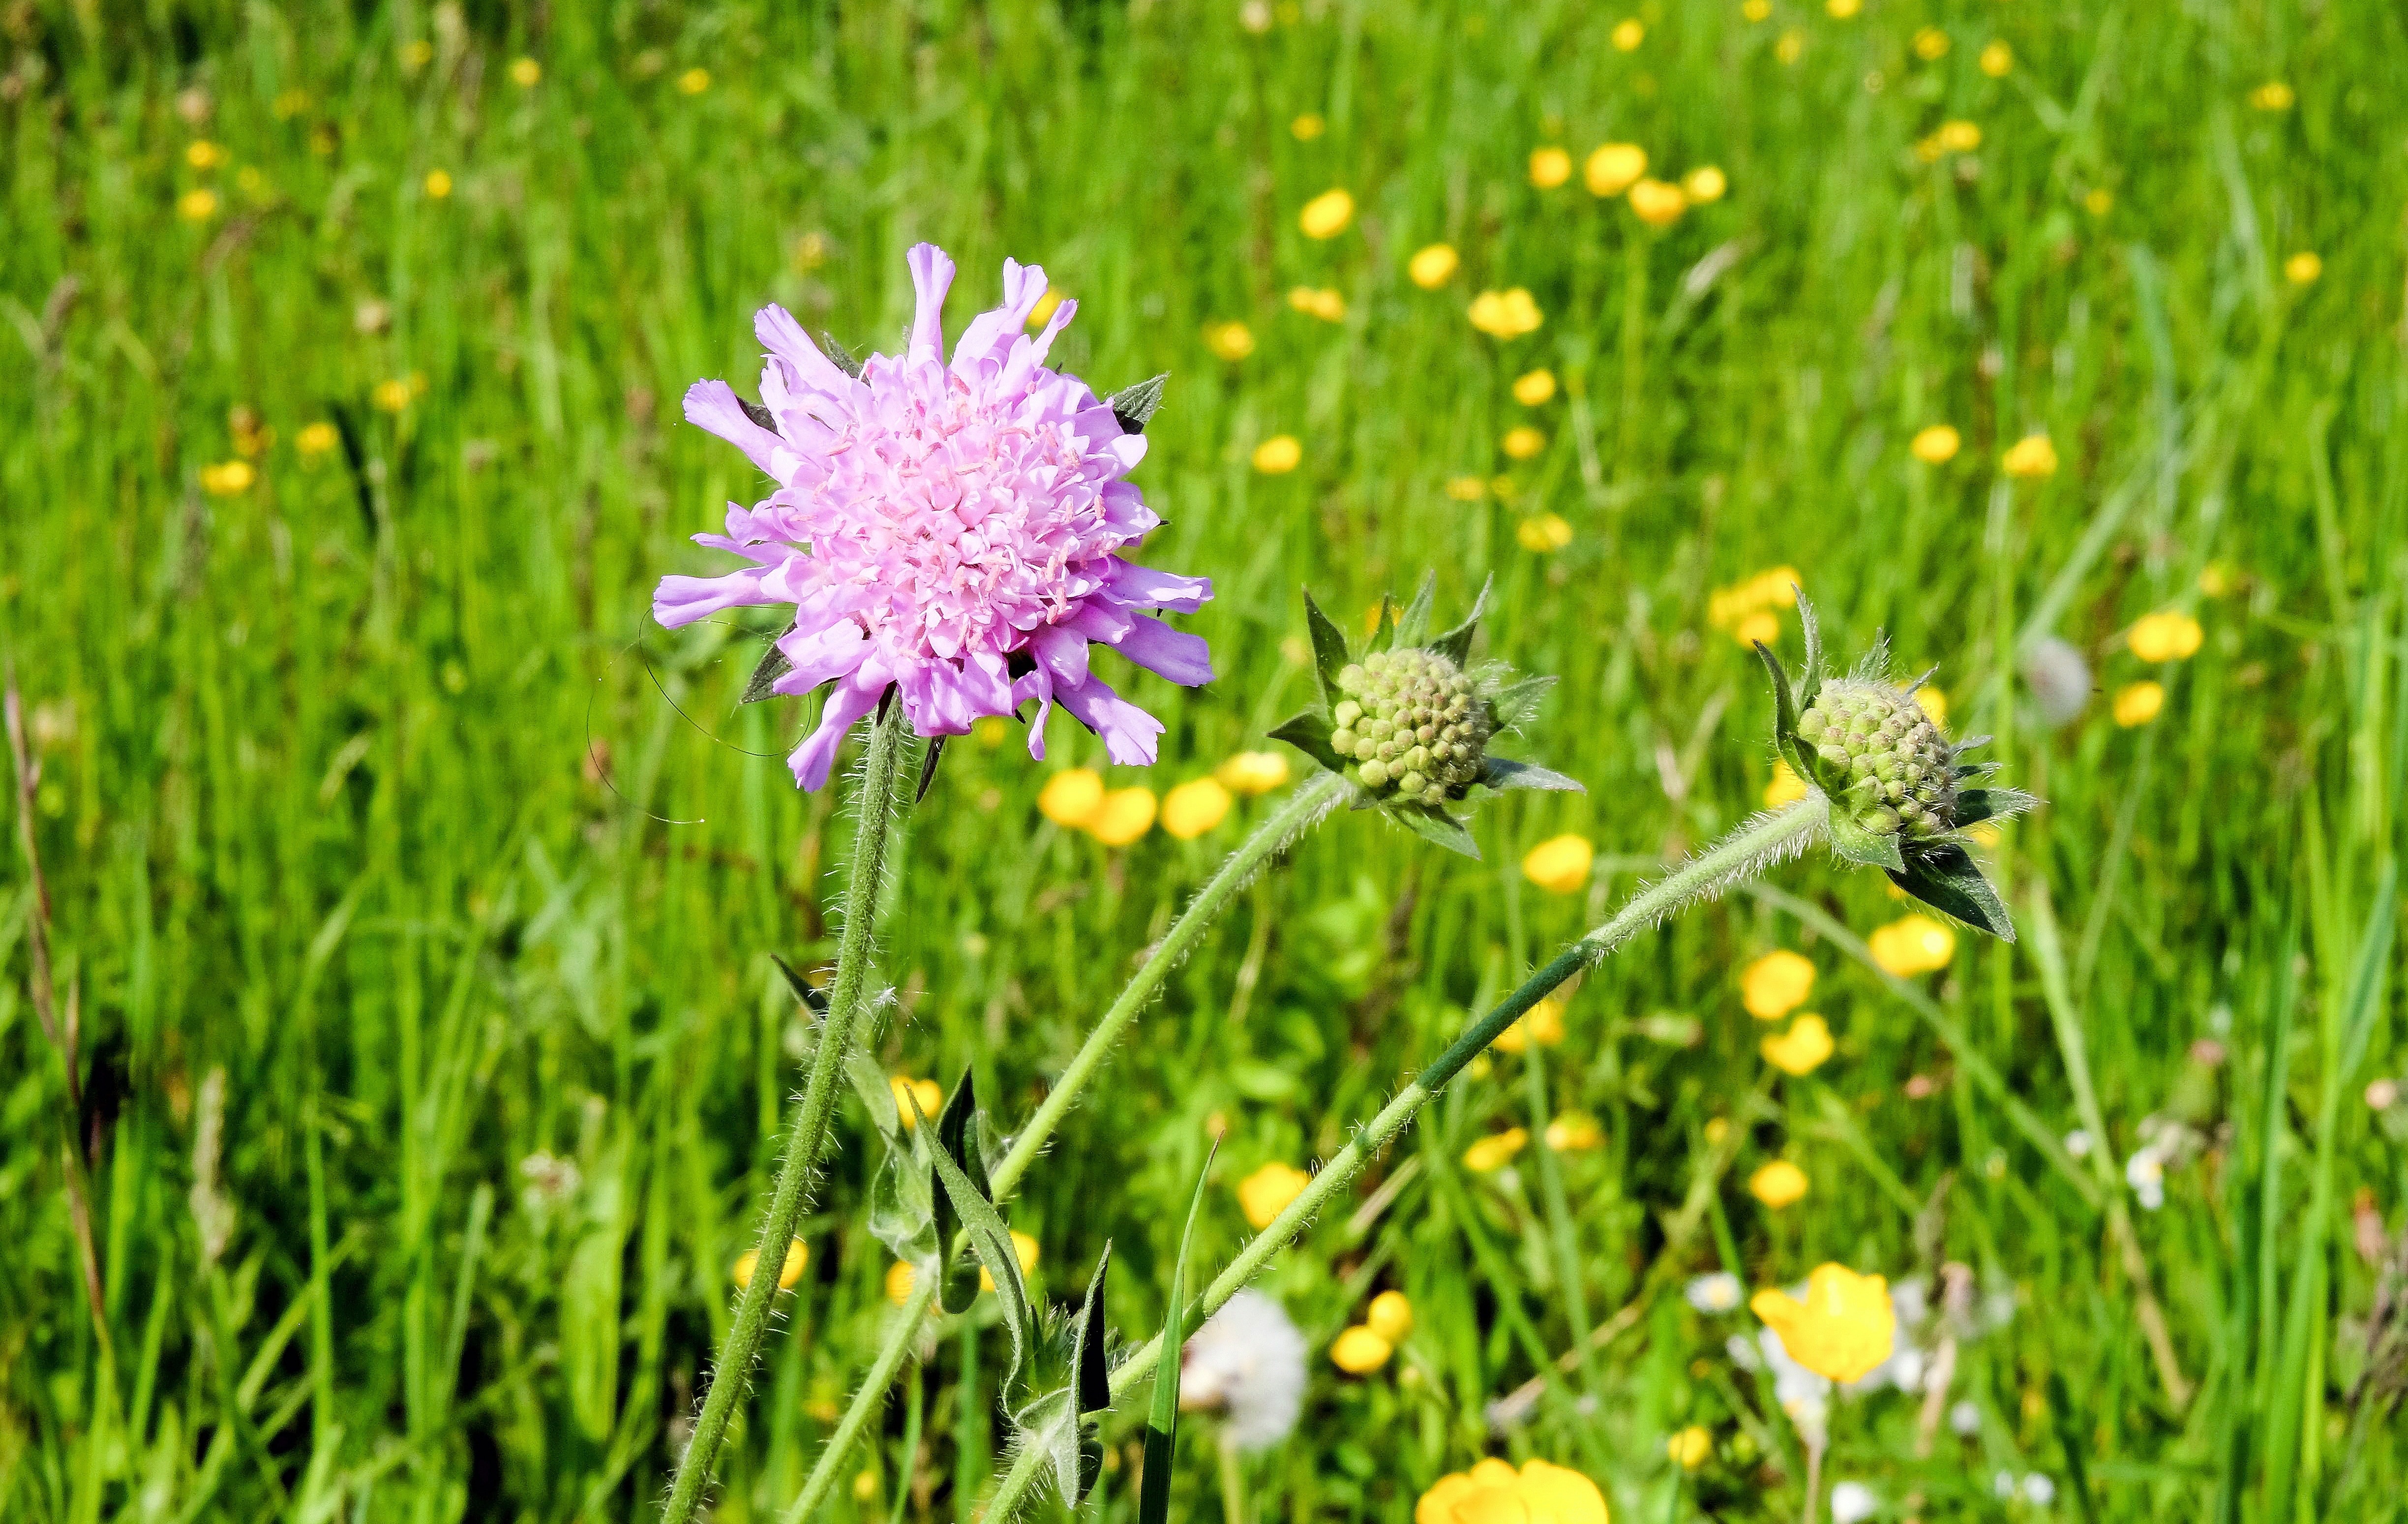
1523 834 1594 893
1468 288 1545 338
1502 427 1547 460
2086 187 2115 216
1026 287 1065 328
1760 1013 1834 1076
2022 636 2092 726
2127 610 2202 663
977 1230 1039 1290
200 461 256 496
2064 1129 2094 1158
1238 1162 1311 1229
1251 434 1306 476
1686 1273 1743 1313
2248 81 2295 111
853 1472 879 1501
1612 18 1645 49
1706 566 1800 635
1826 0 1859 16
1529 147 1573 188
1936 120 1982 152
1512 369 1558 406
1040 768 1107 827
1741 950 1815 1020
1628 178 1687 227
2368 1078 2400 1111
177 188 219 221
1299 188 1355 239
1239 1 1272 32
1086 786 1157 845
372 378 414 413
1206 321 1257 361
1911 424 1961 463
1546 1113 1603 1151
1409 244 1461 288
1181 1289 1308 1449
731 1237 809 1291
1667 1426 1711 1469
2286 251 2322 285
1367 1290 1414 1341
1492 995 1568 1053
2022 1474 2057 1506
1912 685 1947 727
1828 1481 1876 1524
1776 29 1805 63
891 1076 943 1126
1750 1264 1895 1383
1516 514 1573 552
186 140 228 169
297 421 341 459
1585 143 1648 196
2113 680 2164 727
1163 778 1233 839
1867 914 1956 976
1217 751 1291 795
1764 761 1808 809
1291 113 1325 140
1749 1160 1809 1208
1417 1460 1608 1524
424 169 452 198
510 57 542 86
1446 476 1488 501
1330 1326 1392 1373
1463 1128 1528 1171
677 67 711 94
2126 1146 2166 1209
1979 40 2012 75
2002 433 2057 478
1911 27 1949 59
1682 165 1728 203
885 1260 917 1305
653 246 1214 787
1743 0 1770 18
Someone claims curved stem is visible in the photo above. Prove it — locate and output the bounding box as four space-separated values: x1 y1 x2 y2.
662 705 915 1524
781 770 1348 1523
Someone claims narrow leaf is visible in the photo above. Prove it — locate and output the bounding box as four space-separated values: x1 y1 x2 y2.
820 333 864 378
1107 374 1169 434
1826 812 1906 872
1953 787 2039 826
1478 757 1584 793
1392 803 1481 859
1794 590 1824 709
937 1067 991 1203
1140 1145 1217 1524
1431 575 1494 665
1754 641 1817 785
1367 593 1399 654
915 736 947 804
1395 571 1438 646
770 954 831 1014
1486 674 1557 730
914 1082 980 1314
742 634 795 704
1269 710 1348 775
1886 843 2016 940
1300 590 1353 710
922 1087 1036 1392
1074 1245 1114 1415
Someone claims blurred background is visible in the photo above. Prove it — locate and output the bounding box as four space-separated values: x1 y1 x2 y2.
2 0 2404 1520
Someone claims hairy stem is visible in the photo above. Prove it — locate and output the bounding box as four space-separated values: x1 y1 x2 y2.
781 770 1347 1523
662 705 914 1524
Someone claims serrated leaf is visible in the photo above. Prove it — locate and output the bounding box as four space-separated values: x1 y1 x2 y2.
1367 593 1399 655
1478 757 1584 793
1954 787 2039 826
1301 590 1353 710
1827 812 1906 872
820 333 864 378
1886 842 2016 940
1432 575 1494 665
1487 674 1557 730
1393 802 1481 859
920 1083 1036 1393
1395 571 1438 646
1141 1146 1216 1524
1795 591 1825 709
1107 374 1169 435
742 634 795 704
1269 710 1348 774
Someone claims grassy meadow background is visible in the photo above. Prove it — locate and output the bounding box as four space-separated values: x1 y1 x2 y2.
4 0 2407 1520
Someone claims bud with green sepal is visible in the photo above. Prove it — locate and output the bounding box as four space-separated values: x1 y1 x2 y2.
1268 574 1581 857
1754 590 2037 938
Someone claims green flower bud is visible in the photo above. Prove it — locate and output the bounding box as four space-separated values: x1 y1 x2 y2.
1795 679 1957 840
1338 647 1491 803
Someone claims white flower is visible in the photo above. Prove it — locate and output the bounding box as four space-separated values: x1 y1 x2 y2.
2126 1147 2166 1211
1950 1399 1982 1435
2021 1473 2057 1505
1994 1470 2019 1499
1686 1272 1743 1313
1828 1481 1877 1524
1180 1290 1307 1450
2064 1129 2093 1158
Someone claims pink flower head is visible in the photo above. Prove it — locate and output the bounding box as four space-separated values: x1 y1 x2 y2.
656 244 1214 790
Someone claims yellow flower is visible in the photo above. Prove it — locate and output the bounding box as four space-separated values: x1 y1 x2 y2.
1584 143 1648 197
2249 81 2295 111
732 1237 809 1291
1162 778 1234 840
891 1076 943 1127
1512 368 1558 406
510 57 542 87
1239 1162 1311 1228
1912 685 1947 727
2198 561 2238 598
1468 288 1545 338
1446 476 1489 502
372 378 414 413
677 67 712 94
1516 514 1574 552
2286 251 2322 285
2002 433 2058 478
1748 1160 1809 1209
2127 610 2203 663
1546 1112 1604 1152
1868 914 1956 976
1749 1263 1896 1382
1492 995 1568 1054
1936 120 1983 152
1463 1128 1529 1172
1299 187 1355 239
1760 1014 1835 1076
1529 146 1573 188
1205 321 1257 361
970 716 1011 748
185 140 228 169
424 169 453 199
1682 165 1728 203
1039 768 1106 827
1612 18 1645 50
1734 609 1780 648
1826 0 1860 17
1306 288 1347 322
1502 426 1547 460
1216 751 1292 796
854 1471 880 1502
1979 40 2013 76
1911 424 1961 463
1291 112 1326 141
200 461 256 496
1911 26 1950 60
296 421 341 458
1763 761 1807 809
177 188 219 222
1330 1326 1393 1373
1703 1117 1730 1146
1743 0 1771 20
1522 834 1594 895
1253 434 1303 474
1776 29 1805 63
885 1260 918 1305
1086 787 1157 846
2113 680 2165 728
1741 950 1815 1020
1628 179 1687 227
978 1230 1040 1290
1409 244 1461 289
1667 1426 1711 1470
2083 186 2115 216
1417 1460 1608 1524
1366 1289 1415 1342
401 39 434 69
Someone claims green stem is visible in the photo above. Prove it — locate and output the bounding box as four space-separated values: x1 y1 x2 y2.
661 704 914 1524
781 771 1347 1524
982 801 1831 1523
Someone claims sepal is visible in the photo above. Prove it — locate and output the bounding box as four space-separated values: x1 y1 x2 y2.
1886 842 2017 940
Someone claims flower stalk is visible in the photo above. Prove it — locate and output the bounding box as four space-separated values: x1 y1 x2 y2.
662 702 916 1524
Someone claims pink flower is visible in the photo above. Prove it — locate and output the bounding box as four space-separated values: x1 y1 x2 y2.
656 244 1214 789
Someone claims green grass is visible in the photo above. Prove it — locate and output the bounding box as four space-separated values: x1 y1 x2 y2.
4 0 2406 1521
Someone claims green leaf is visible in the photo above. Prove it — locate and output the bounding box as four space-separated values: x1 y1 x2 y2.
1269 710 1349 774
1794 591 1824 709
738 394 780 431
1300 589 1353 709
1431 575 1493 665
1392 802 1481 859
1953 787 2039 826
1395 571 1438 646
1885 842 2016 940
916 1081 981 1314
1477 757 1583 793
1826 812 1906 871
937 1068 992 1203
1486 674 1557 730
820 333 864 378
1107 374 1168 435
742 631 794 703
1754 640 1815 784
1070 1246 1114 1502
770 954 830 1014
1140 1146 1216 1524
921 1082 1036 1393
1367 593 1399 654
